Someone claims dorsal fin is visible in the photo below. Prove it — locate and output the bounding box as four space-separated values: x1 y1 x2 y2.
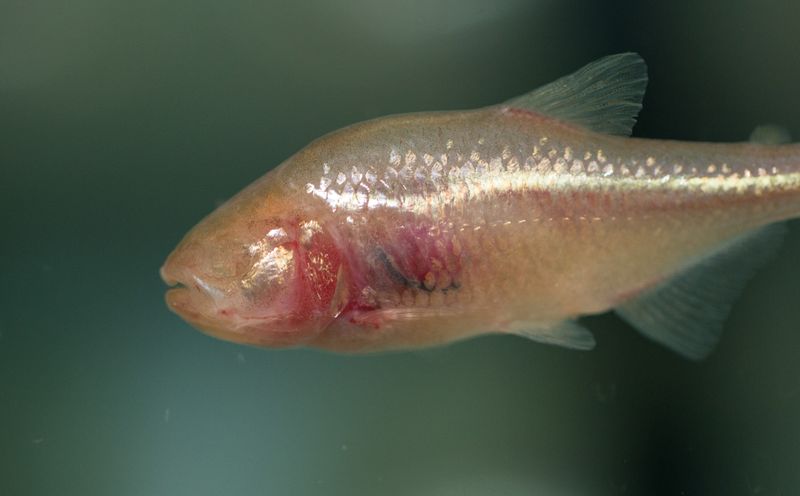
504 53 648 136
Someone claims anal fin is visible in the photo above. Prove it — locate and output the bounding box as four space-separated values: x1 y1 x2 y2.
615 223 786 360
508 320 596 351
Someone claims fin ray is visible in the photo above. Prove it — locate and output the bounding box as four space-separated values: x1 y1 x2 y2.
508 320 596 350
750 124 792 145
615 224 786 360
505 53 648 136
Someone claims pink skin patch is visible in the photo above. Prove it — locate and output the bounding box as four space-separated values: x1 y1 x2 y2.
266 222 344 330
324 217 466 331
378 223 463 292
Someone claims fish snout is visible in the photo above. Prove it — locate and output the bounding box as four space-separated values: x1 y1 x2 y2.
161 241 227 319
160 239 199 286
161 259 241 344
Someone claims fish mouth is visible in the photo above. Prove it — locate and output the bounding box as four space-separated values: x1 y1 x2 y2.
161 268 202 323
164 285 192 313
160 263 181 288
159 260 306 348
161 263 194 313
161 274 237 342
160 262 265 345
160 261 214 327
164 286 230 341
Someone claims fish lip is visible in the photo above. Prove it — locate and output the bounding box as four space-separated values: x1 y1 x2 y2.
164 286 308 348
165 286 193 314
160 260 307 348
164 286 219 333
160 264 180 287
161 259 217 321
160 260 199 299
162 260 201 327
163 286 255 344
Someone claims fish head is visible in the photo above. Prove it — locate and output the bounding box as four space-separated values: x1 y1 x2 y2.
160 180 344 348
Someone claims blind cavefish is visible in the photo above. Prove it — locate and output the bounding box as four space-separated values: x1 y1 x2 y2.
161 53 799 359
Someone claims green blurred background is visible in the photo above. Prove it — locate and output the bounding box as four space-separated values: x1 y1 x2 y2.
3 1 800 494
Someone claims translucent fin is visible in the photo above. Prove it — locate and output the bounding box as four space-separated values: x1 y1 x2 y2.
504 53 648 136
615 224 786 360
749 124 792 145
329 266 350 319
508 320 596 350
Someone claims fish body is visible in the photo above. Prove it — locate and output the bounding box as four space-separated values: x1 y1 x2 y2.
161 54 799 358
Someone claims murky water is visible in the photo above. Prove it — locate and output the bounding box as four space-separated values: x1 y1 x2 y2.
3 1 800 494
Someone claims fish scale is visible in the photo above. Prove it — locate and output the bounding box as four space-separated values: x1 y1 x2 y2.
161 53 800 359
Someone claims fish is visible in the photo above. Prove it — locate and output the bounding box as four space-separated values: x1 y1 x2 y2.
160 53 800 359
